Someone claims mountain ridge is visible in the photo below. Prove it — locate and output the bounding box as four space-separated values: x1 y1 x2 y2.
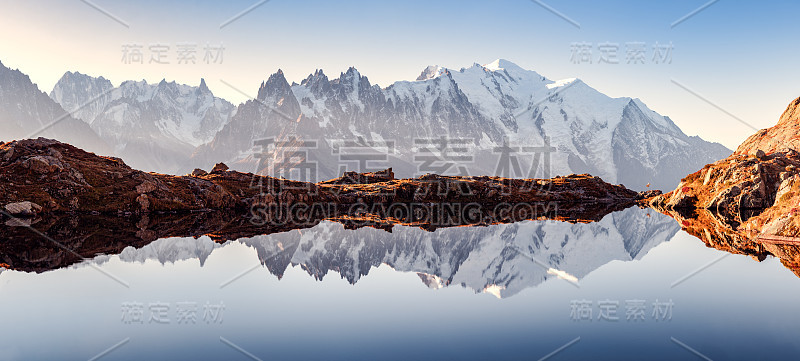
0 58 730 190
192 59 730 190
0 61 111 155
50 71 235 173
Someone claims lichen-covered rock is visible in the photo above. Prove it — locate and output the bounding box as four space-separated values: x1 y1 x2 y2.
4 201 42 217
663 184 697 209
190 168 208 177
22 156 64 174
635 190 662 201
136 181 157 194
211 163 229 173
774 174 799 207
136 194 150 211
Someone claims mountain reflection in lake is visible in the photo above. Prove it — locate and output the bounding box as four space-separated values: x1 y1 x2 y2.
1 206 800 360
79 206 679 298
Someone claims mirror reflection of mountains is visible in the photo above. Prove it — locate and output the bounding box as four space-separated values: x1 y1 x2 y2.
85 207 678 298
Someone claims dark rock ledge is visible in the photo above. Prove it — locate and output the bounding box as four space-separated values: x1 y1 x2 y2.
0 138 646 217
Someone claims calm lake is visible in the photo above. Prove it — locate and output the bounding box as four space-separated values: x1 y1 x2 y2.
1 206 798 360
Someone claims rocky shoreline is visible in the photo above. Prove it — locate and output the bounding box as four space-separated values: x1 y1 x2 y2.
0 138 658 272
642 95 800 280
647 97 800 239
0 200 641 273
0 138 646 218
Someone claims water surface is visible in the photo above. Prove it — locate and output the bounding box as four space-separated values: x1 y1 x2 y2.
1 206 798 360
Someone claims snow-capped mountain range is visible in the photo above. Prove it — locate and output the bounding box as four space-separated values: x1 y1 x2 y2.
50 72 234 173
193 59 730 190
0 61 110 155
0 58 729 190
82 206 679 298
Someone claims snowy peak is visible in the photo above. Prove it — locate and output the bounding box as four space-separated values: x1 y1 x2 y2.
301 69 328 85
257 69 293 101
0 61 110 154
300 69 331 96
333 66 368 89
198 78 209 93
416 65 446 81
56 71 112 89
343 66 360 78
197 58 730 190
50 71 114 125
546 77 579 89
483 59 528 73
49 71 235 173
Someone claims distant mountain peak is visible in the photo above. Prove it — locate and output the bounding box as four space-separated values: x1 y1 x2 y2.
47 68 235 173
0 60 111 155
197 59 731 191
416 65 445 81
301 69 329 87
545 77 580 89
483 58 521 72
198 78 209 92
258 70 292 101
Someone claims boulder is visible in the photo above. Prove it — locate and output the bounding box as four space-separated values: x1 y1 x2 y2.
136 194 150 212
706 185 740 211
211 163 229 173
636 190 662 200
664 185 697 209
136 181 158 194
191 168 208 177
4 201 43 217
774 175 798 207
22 156 64 174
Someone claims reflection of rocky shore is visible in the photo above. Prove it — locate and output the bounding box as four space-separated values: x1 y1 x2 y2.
646 97 800 276
657 208 800 277
0 200 638 273
649 97 800 236
66 206 678 298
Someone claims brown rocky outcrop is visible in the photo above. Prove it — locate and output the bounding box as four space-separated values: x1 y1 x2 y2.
649 96 800 240
319 168 395 185
735 97 800 156
210 163 229 173
650 150 800 216
190 168 208 177
0 138 641 218
0 138 652 273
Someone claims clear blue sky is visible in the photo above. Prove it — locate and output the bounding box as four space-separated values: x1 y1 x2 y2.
0 0 797 149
